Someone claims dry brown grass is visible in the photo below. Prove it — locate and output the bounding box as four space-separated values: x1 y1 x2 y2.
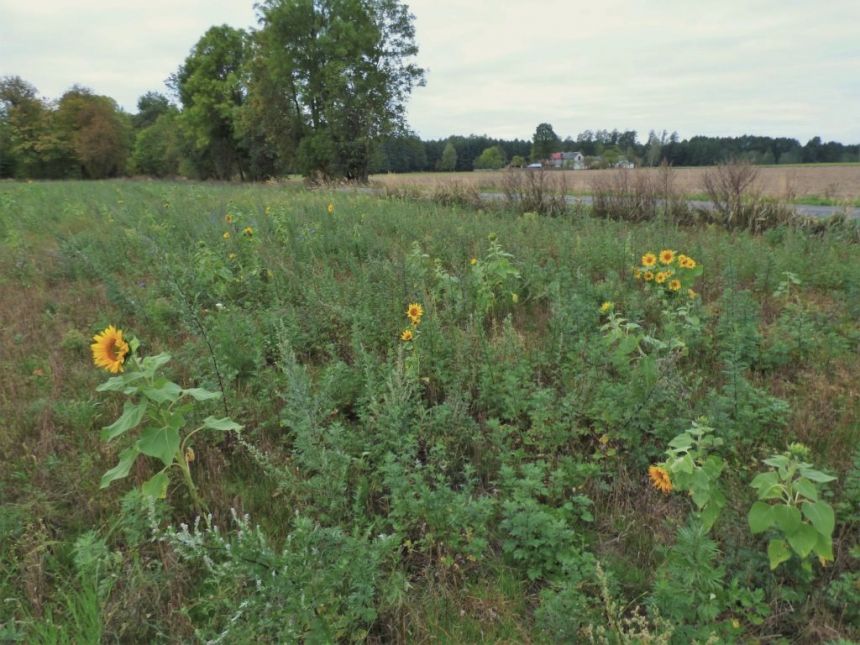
371 164 860 201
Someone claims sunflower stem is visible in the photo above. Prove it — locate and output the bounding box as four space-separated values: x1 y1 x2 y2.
176 453 206 514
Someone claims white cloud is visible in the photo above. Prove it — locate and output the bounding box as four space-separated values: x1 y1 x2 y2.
1 0 857 142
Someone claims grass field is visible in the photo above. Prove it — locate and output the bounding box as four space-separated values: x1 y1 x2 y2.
1 179 859 642
371 164 860 205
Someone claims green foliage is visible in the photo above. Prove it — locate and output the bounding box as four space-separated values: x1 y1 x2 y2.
96 341 240 508
163 511 393 642
473 145 506 170
659 420 727 531
252 0 425 181
437 140 457 171
748 444 837 571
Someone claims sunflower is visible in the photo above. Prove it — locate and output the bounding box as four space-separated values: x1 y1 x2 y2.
228 252 237 260
327 202 335 215
600 301 614 314
406 302 424 325
223 231 231 240
91 325 130 374
243 226 253 237
683 257 697 269
642 252 657 267
225 213 234 224
400 329 414 342
643 271 654 281
659 249 675 265
655 271 668 284
668 279 681 291
648 465 673 493
677 254 688 265
470 257 478 266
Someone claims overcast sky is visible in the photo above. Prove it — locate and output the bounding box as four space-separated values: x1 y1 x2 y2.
1 0 858 143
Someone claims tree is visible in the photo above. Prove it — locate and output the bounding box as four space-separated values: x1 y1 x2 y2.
170 25 251 180
251 0 425 182
473 145 506 170
437 141 457 171
134 91 172 129
531 122 560 161
131 111 182 177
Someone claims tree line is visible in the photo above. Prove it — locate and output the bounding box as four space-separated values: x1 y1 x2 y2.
2 2 858 183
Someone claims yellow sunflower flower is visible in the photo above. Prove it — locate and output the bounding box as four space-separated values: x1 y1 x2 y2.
677 254 688 265
655 271 668 284
225 213 234 224
684 257 697 269
600 301 614 314
91 325 130 374
659 249 675 265
470 257 478 266
327 202 335 215
401 329 414 342
243 226 253 237
642 252 657 267
643 271 654 281
668 279 681 291
648 465 673 493
406 302 424 325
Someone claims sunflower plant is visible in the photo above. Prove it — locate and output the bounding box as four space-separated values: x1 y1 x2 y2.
651 420 726 531
748 443 836 572
634 248 703 298
91 325 241 510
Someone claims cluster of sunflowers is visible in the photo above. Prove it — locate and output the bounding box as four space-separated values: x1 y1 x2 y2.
634 248 702 299
222 212 254 240
401 302 424 341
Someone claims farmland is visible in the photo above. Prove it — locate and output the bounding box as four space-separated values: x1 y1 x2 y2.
371 163 860 204
1 179 859 642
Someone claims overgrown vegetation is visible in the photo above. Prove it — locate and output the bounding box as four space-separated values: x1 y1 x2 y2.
1 180 858 642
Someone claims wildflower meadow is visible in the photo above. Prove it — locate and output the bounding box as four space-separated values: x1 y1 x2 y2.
1 179 859 642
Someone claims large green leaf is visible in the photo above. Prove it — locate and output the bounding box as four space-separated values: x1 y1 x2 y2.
767 538 791 570
748 501 773 534
202 416 242 432
142 379 183 404
786 523 818 558
137 424 181 467
794 477 818 501
802 501 835 537
96 371 145 392
100 446 140 488
771 504 802 535
141 471 169 499
183 387 222 401
813 531 834 562
750 472 782 499
101 401 147 441
798 468 836 483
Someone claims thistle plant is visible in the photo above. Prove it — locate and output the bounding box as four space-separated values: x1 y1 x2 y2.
748 443 836 571
91 325 242 510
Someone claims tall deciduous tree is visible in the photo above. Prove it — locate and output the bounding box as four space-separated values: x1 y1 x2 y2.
170 25 250 180
531 122 560 162
251 0 425 182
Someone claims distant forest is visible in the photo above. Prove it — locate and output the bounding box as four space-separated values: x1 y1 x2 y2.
2 74 858 181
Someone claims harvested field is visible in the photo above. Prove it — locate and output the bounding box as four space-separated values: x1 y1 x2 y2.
371 164 860 202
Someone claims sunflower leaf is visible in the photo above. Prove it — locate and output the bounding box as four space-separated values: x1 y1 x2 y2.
141 472 169 499
101 401 147 442
142 379 183 404
100 447 140 488
202 416 242 432
96 371 145 392
767 538 791 570
137 424 181 467
183 388 222 401
802 501 835 538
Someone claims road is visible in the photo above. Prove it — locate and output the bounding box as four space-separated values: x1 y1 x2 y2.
486 194 859 219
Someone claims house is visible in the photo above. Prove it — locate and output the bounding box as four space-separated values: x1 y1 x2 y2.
549 151 585 170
